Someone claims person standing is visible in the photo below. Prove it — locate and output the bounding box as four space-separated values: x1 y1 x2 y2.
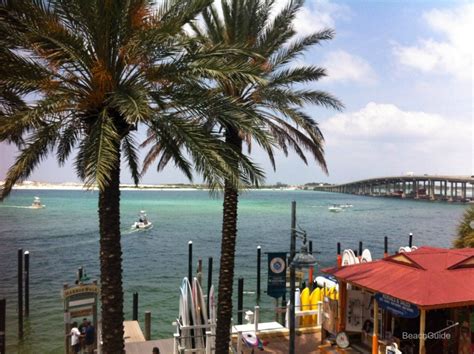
67 322 81 353
84 321 96 354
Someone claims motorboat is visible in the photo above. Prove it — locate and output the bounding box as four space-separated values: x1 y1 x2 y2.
328 205 343 212
131 210 153 230
31 196 45 209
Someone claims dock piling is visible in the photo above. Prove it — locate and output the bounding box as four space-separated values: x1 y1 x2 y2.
256 246 261 300
77 267 83 283
144 311 151 341
337 242 342 267
384 237 388 258
188 241 193 281
17 249 23 340
24 251 29 318
197 258 203 285
237 278 244 325
207 257 213 315
358 241 363 257
409 233 413 247
1 298 5 354
132 292 138 321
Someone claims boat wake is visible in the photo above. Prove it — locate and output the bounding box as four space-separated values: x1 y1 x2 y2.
123 225 154 235
0 205 43 209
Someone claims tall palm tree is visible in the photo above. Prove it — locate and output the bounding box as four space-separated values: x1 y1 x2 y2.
0 0 266 352
190 1 343 351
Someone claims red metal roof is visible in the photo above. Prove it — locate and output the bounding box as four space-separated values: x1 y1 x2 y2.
323 247 474 309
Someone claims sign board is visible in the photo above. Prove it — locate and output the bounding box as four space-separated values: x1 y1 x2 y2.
346 290 373 333
375 293 419 318
322 296 338 334
267 253 287 298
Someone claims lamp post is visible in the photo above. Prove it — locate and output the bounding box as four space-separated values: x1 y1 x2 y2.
289 201 317 354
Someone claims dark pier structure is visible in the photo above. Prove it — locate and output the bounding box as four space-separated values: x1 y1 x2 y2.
314 175 474 202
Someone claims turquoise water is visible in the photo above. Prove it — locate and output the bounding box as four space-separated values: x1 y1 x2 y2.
0 189 468 353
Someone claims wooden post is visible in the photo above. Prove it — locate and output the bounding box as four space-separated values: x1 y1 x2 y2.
0 298 5 354
384 236 388 258
132 293 138 321
289 201 296 354
338 281 346 332
188 241 193 281
24 251 29 318
207 257 213 315
197 258 203 285
308 241 313 290
63 284 70 354
237 278 244 325
337 242 342 267
359 241 363 258
144 311 151 341
17 249 23 340
372 298 379 354
77 267 83 283
256 246 261 300
419 309 426 354
409 233 413 248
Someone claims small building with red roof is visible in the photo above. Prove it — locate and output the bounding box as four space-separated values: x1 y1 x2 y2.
322 246 474 354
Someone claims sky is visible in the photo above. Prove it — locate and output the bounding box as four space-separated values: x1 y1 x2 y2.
0 0 473 185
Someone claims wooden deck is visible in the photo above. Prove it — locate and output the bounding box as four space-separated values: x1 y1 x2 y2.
123 320 146 343
233 332 322 353
125 338 174 354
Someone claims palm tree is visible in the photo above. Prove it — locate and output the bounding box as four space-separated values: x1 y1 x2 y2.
454 206 474 248
0 0 266 352
188 0 344 351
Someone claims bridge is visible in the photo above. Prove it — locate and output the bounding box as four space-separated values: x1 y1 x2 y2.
314 175 474 202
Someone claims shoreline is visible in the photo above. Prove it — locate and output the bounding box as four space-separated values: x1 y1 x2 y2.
7 182 301 192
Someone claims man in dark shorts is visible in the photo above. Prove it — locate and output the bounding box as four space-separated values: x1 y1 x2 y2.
84 321 95 353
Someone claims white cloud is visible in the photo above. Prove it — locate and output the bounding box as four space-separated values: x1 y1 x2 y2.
270 0 350 36
322 102 471 151
393 3 474 81
321 50 377 84
320 102 473 178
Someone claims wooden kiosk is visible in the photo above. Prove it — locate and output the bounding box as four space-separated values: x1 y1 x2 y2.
322 247 474 354
62 281 99 354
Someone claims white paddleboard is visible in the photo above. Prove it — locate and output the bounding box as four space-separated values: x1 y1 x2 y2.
361 249 372 262
192 278 207 348
180 278 192 349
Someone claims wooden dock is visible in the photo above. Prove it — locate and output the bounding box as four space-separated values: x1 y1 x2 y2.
125 338 174 354
123 321 146 343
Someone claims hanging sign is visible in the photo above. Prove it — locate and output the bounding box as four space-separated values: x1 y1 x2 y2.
375 293 419 318
267 253 287 298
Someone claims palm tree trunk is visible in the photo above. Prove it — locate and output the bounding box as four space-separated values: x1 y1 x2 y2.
215 129 242 354
98 144 125 354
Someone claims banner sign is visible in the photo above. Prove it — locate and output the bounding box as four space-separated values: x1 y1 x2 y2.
267 252 287 298
375 293 419 318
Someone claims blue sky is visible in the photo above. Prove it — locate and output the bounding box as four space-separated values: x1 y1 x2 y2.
1 0 472 185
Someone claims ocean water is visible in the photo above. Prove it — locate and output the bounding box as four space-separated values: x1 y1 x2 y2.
0 189 468 353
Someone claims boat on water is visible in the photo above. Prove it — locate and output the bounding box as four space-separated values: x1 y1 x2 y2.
131 210 153 229
31 196 45 209
340 204 353 208
328 205 343 212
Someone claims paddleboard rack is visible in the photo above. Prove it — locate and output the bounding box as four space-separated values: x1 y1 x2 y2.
173 321 216 354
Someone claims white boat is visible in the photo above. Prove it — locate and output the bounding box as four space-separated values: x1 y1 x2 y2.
131 210 152 229
328 205 343 212
340 204 353 208
31 196 45 209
